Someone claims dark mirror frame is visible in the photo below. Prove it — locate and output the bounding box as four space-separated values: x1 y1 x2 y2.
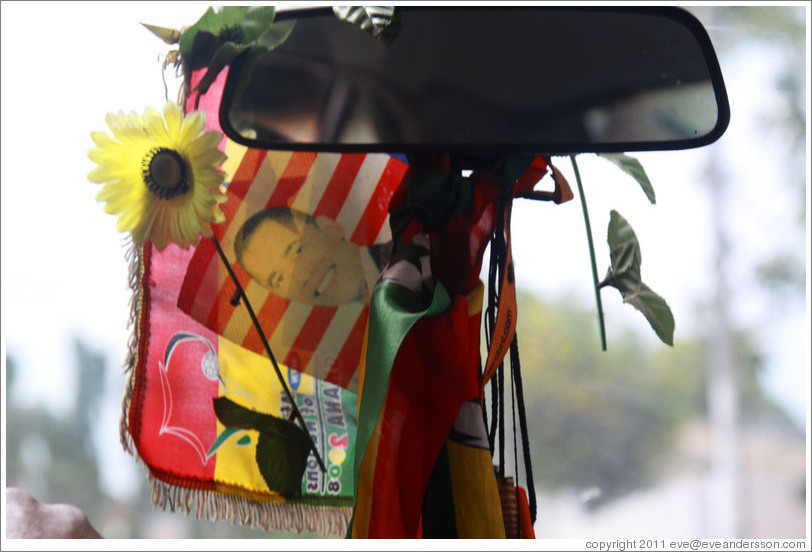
218 6 730 156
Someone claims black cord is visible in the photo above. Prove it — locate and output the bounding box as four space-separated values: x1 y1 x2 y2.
496 361 505 478
509 340 521 537
510 334 537 523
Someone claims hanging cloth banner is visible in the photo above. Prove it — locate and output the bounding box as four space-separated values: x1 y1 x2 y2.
121 242 359 536
121 66 410 535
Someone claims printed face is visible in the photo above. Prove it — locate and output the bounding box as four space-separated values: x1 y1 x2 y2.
239 211 367 306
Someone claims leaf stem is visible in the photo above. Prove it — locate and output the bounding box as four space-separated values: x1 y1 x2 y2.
570 155 607 351
212 236 326 473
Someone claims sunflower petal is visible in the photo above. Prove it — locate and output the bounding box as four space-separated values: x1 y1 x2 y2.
105 112 129 138
163 101 183 137
144 107 169 141
186 130 223 157
179 203 202 245
193 167 225 188
90 131 119 149
150 209 171 250
116 203 145 232
194 148 228 168
88 164 123 184
210 205 226 223
88 147 117 164
178 110 206 144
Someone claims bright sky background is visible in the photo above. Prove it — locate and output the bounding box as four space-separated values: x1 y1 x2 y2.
2 1 809 502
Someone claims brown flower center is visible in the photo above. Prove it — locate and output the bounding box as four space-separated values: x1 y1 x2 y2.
142 147 189 199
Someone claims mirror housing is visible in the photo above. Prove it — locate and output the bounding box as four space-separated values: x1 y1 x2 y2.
220 6 730 155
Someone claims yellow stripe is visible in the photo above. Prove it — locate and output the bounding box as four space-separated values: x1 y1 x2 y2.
467 280 484 316
446 439 506 538
222 140 248 184
266 150 293 180
213 337 312 492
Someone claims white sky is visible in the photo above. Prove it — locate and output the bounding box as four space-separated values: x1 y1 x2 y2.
2 1 810 501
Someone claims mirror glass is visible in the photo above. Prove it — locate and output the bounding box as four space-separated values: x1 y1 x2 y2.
221 7 730 154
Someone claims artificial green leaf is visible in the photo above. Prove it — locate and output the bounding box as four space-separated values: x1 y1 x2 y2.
218 6 250 31
180 6 289 93
624 283 675 346
240 6 277 43
603 211 674 346
607 210 641 265
141 23 180 44
256 19 297 49
608 242 642 298
194 41 249 94
179 7 219 60
606 210 642 298
599 153 656 204
182 31 220 72
178 6 251 63
333 6 401 44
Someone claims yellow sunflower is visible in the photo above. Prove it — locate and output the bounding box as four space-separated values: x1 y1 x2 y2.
88 101 227 250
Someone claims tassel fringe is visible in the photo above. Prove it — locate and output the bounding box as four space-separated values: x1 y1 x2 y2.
147 474 352 535
120 238 144 456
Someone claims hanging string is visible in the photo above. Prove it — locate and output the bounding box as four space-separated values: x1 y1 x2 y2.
488 366 499 459
496 361 506 478
485 185 509 470
509 336 521 536
482 169 538 528
510 333 537 524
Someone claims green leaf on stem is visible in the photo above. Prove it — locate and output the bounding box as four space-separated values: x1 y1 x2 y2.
599 153 656 204
624 283 675 346
606 210 642 299
603 210 674 346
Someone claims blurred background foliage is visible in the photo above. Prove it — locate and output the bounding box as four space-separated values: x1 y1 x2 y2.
493 292 802 511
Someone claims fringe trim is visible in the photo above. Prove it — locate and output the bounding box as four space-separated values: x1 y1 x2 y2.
120 238 144 456
147 474 352 536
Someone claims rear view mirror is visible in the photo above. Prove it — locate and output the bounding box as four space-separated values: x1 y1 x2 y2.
220 6 730 155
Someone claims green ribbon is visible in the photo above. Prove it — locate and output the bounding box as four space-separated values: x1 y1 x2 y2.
347 280 452 536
